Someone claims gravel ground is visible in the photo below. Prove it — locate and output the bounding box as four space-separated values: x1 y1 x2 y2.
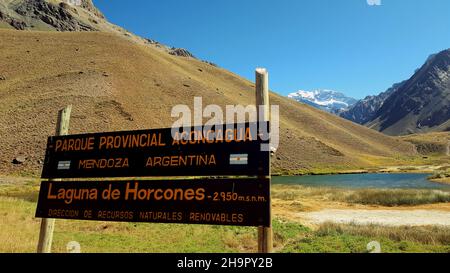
298 209 450 226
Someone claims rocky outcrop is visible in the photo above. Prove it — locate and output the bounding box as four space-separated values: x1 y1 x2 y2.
169 48 196 58
76 0 105 19
12 156 26 165
13 0 97 31
0 1 219 65
202 60 218 67
0 9 28 30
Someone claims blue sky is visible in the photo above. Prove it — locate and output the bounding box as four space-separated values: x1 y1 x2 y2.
94 0 450 99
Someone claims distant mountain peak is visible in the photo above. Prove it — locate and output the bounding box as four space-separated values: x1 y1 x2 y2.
288 89 357 113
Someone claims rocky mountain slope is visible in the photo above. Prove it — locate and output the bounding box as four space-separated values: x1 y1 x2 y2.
0 1 418 175
340 49 450 136
0 0 197 58
0 0 103 31
339 81 406 125
366 49 450 135
288 90 357 113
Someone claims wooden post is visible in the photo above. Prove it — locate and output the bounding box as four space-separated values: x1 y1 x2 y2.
255 68 273 253
37 105 72 253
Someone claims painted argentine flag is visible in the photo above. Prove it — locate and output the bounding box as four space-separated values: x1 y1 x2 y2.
230 154 248 165
57 161 71 170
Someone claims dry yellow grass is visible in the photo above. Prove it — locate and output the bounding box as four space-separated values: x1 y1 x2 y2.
0 197 41 252
316 222 450 245
272 184 450 206
0 195 261 253
271 184 450 224
1 176 449 253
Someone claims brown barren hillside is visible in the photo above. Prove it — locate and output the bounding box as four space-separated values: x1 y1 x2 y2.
400 132 450 156
0 29 417 175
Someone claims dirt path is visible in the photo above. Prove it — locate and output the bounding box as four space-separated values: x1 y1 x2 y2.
298 209 450 226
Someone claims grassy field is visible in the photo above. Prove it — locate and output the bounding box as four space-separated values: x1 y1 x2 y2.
272 184 450 206
281 223 450 253
1 177 449 253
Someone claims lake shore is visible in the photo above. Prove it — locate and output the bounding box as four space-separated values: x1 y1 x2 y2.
429 178 450 185
273 164 450 179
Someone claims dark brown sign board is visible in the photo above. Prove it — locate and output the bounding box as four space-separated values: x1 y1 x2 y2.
35 178 270 227
41 122 270 179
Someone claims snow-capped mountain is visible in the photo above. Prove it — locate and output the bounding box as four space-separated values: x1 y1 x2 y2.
288 89 358 113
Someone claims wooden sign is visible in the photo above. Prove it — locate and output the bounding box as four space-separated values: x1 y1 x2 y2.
36 69 273 253
41 122 269 179
35 178 270 227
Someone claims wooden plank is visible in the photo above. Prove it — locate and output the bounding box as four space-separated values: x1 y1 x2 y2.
37 105 72 253
41 122 270 179
255 68 273 253
35 178 271 227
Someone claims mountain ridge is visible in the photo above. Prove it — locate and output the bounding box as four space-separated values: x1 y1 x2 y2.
339 81 406 125
367 48 450 135
0 0 200 61
0 1 419 175
340 49 450 136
